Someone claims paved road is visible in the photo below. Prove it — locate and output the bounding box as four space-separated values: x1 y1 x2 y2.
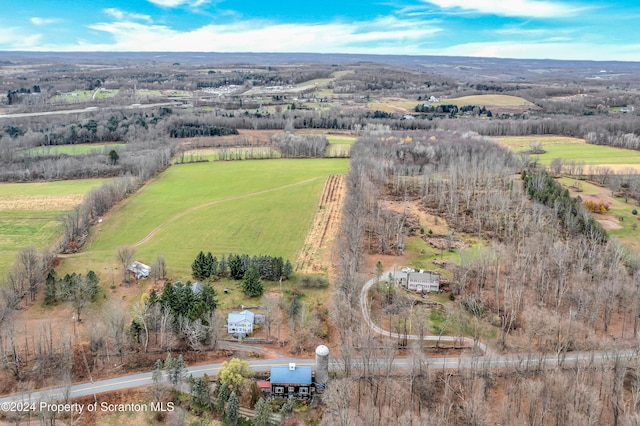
0 102 177 119
360 270 488 354
2 269 638 405
2 349 639 405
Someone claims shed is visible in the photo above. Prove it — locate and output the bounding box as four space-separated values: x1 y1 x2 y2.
127 261 151 279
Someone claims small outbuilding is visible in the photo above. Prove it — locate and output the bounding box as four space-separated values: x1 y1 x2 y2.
128 261 151 279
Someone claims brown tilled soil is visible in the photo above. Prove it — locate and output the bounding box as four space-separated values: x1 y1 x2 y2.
296 175 346 274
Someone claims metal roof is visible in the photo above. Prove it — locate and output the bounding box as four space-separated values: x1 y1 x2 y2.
227 309 255 324
270 366 312 385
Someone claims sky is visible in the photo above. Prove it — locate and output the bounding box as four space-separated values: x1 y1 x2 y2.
1 0 639 61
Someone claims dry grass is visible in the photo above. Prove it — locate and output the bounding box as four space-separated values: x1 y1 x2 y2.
0 194 84 211
496 135 585 147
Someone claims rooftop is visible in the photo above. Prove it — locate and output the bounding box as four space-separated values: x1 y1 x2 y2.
270 365 312 385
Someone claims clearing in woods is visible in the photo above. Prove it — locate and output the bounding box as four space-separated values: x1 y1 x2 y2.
296 174 346 274
496 135 640 169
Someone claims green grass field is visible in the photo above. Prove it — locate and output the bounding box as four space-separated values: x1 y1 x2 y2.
0 178 106 276
369 94 534 114
60 159 349 280
497 136 640 166
54 89 119 103
23 143 126 157
440 94 533 107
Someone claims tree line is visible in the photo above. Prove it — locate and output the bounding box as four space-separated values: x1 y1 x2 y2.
191 251 292 282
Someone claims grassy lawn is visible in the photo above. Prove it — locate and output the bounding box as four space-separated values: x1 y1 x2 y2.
60 159 349 280
0 178 106 276
497 135 640 166
22 143 125 157
174 147 280 162
327 135 356 144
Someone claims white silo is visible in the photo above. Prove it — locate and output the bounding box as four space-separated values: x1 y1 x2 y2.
315 345 329 390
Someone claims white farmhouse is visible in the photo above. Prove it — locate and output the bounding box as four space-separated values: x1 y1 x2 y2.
226 309 255 336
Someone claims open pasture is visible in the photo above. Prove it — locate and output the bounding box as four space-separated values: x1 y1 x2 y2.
0 178 106 276
61 159 349 279
23 143 125 157
440 94 534 106
496 135 640 167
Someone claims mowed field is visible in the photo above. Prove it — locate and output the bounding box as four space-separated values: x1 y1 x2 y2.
23 143 125 157
496 135 640 169
369 94 534 114
59 159 349 279
0 178 106 276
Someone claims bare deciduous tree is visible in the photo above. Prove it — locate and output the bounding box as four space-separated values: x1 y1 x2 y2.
116 245 136 286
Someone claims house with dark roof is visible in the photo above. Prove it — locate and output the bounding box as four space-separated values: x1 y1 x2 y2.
270 364 314 400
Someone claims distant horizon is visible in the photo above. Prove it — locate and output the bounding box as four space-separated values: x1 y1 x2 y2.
2 1 639 62
2 50 640 65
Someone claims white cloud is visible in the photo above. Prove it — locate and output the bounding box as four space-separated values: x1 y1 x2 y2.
104 8 151 22
30 17 60 26
422 0 582 18
147 0 209 7
428 40 640 61
0 26 42 47
79 17 440 54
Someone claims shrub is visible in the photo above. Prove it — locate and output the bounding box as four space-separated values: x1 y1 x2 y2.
583 199 610 213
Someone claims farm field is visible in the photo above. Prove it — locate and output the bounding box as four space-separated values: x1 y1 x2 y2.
22 143 125 157
53 89 119 103
59 159 349 280
440 94 533 106
370 94 535 114
0 178 106 276
497 135 640 169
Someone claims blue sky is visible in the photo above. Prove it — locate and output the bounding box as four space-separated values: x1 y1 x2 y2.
1 0 639 61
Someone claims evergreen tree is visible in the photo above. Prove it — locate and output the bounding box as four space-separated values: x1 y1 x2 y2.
253 397 271 426
218 255 227 277
85 270 100 301
44 269 57 305
189 374 211 409
242 265 263 297
283 260 293 279
280 398 295 419
228 254 243 279
152 359 164 385
165 353 186 387
215 382 229 413
226 391 240 426
206 252 218 279
192 251 209 280
288 295 301 320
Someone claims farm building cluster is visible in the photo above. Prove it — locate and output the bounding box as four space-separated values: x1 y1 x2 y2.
257 345 330 400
